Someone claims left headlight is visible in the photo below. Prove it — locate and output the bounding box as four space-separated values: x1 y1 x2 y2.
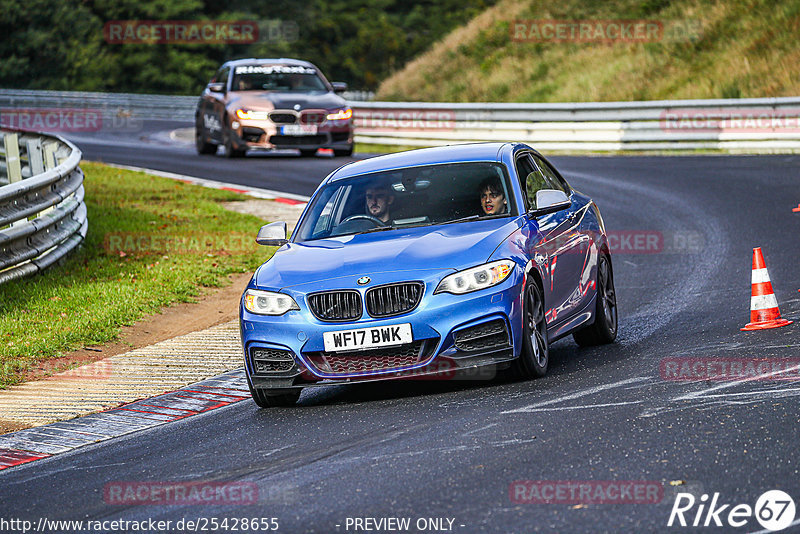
326 108 353 121
244 289 300 315
434 260 515 295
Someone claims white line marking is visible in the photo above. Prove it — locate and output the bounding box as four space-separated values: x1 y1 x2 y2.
690 387 800 400
464 423 499 436
672 364 800 401
104 163 311 202
506 400 643 413
501 376 652 414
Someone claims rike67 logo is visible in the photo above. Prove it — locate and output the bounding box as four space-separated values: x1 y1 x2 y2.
668 490 796 531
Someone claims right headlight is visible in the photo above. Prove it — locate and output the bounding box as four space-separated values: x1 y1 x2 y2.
235 109 269 120
243 289 299 315
434 260 514 295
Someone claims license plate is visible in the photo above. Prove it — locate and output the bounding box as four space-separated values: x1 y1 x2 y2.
280 124 318 135
323 323 413 352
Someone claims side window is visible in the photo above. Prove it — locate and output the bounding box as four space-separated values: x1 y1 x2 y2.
515 154 547 210
532 154 569 194
214 67 230 88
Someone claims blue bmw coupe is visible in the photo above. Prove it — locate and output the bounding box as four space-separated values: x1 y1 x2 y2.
240 143 617 406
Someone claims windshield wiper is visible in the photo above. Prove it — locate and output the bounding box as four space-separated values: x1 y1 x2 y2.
441 214 508 225
354 225 397 235
439 215 480 225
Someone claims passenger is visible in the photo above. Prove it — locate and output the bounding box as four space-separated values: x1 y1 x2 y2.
478 176 508 215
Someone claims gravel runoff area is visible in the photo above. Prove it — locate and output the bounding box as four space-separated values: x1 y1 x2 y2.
0 199 306 434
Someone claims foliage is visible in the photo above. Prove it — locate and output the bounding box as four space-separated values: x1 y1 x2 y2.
0 0 497 94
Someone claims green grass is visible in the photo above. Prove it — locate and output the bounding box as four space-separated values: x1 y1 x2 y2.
0 162 271 388
355 142 428 155
377 0 800 103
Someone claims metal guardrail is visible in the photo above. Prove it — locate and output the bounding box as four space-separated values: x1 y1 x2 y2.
0 130 87 284
350 97 800 151
1 89 799 151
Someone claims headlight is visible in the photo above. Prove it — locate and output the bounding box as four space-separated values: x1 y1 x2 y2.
326 108 352 121
434 260 514 295
235 109 269 120
244 289 299 315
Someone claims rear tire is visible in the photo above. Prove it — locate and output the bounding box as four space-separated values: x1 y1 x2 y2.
334 146 353 157
299 149 317 157
195 126 217 155
511 278 549 379
246 375 300 407
572 254 618 347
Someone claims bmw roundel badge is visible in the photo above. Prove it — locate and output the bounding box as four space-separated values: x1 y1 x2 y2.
357 276 370 285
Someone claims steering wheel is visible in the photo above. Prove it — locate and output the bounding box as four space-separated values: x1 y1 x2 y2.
340 214 386 227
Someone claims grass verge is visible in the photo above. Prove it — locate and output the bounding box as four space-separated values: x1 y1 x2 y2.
377 0 800 103
0 162 270 389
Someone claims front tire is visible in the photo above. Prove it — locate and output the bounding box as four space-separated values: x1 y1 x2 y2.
246 375 300 407
334 146 354 157
195 128 217 155
223 127 246 158
511 278 549 379
573 253 618 346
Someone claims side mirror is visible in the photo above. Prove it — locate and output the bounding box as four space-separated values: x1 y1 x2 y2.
530 189 571 217
256 222 288 246
331 82 348 94
207 82 226 93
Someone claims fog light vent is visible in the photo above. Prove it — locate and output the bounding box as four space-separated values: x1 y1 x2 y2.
251 348 295 374
453 319 510 352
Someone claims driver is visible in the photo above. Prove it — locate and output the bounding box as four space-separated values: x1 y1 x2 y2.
365 184 394 223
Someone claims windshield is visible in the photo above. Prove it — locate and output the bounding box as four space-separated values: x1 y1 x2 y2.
231 65 328 92
294 162 516 243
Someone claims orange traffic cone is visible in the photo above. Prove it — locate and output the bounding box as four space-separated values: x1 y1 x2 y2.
741 247 793 331
793 204 800 213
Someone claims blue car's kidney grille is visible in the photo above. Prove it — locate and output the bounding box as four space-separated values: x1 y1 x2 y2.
365 282 424 318
308 290 362 321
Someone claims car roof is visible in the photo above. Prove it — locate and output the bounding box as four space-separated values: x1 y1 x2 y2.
329 143 521 181
222 58 316 69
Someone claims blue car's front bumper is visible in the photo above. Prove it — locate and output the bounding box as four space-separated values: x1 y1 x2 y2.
240 267 526 388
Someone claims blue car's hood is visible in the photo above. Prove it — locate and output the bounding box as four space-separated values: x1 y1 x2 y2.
255 218 521 290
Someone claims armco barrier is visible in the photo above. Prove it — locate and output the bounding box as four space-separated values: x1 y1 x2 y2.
0 130 87 284
349 97 800 151
1 89 799 152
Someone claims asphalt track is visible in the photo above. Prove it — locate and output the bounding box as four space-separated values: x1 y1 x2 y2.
2 121 800 533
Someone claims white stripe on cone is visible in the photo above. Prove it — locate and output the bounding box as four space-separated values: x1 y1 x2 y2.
751 293 779 311
751 268 771 284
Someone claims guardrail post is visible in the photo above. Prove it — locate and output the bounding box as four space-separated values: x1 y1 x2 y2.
43 142 58 170
3 133 24 227
4 133 21 183
26 138 44 175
